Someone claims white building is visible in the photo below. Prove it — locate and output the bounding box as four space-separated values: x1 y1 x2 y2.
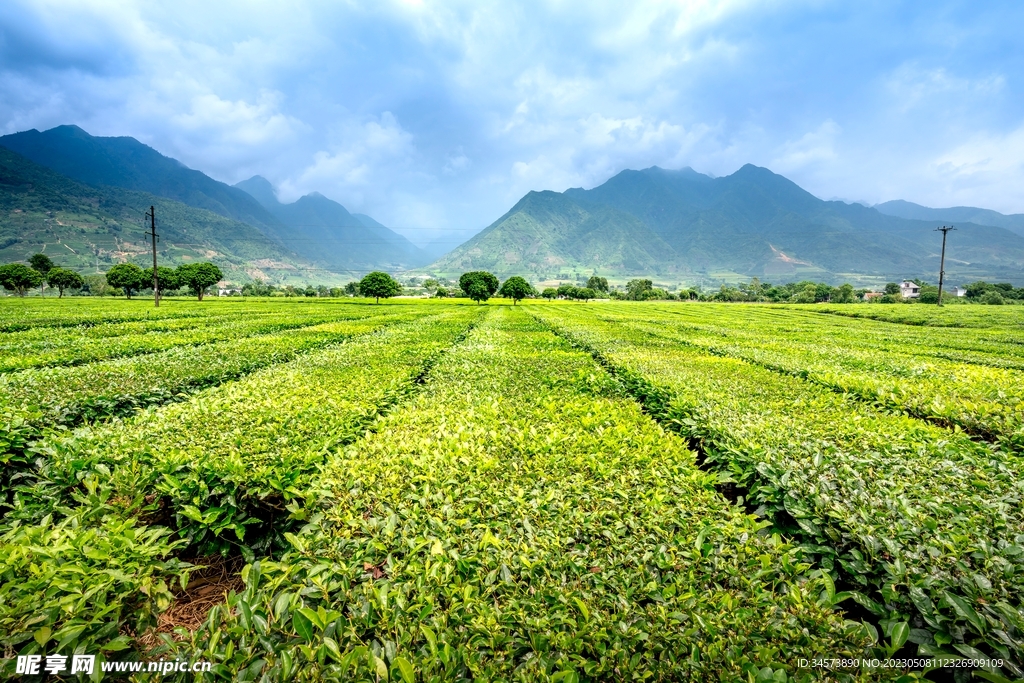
953 286 967 297
899 281 920 299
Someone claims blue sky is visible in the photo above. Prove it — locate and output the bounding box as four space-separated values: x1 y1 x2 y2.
1 1 1021 244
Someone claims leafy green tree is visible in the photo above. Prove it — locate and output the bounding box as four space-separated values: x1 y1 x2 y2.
790 283 818 304
884 282 900 295
586 276 609 293
176 262 223 301
81 273 115 296
29 253 54 275
498 276 535 305
359 271 402 303
982 291 1005 305
626 279 653 301
0 263 44 296
459 271 499 304
106 263 146 299
576 287 597 302
965 281 990 299
142 266 180 293
434 286 450 298
29 253 54 295
556 283 575 298
242 279 276 297
344 281 360 296
46 267 84 298
541 288 557 300
833 283 856 303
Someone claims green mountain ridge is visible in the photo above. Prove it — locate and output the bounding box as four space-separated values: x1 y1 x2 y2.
0 146 319 284
0 125 283 232
233 176 428 270
1 125 426 276
429 164 1024 285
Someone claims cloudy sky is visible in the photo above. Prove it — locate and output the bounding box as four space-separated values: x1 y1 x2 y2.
1 0 1021 244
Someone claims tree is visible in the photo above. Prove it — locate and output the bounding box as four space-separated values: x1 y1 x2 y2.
982 291 1005 305
106 263 146 299
359 271 402 303
176 262 223 301
29 253 54 275
498 276 535 305
884 282 900 295
626 279 653 301
46 267 84 298
833 283 856 303
344 281 360 296
459 271 499 304
586 276 609 293
142 266 180 293
541 288 557 300
790 283 818 304
29 253 54 295
965 281 990 299
0 263 44 296
576 287 597 302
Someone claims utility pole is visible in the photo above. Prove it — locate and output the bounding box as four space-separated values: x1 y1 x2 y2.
147 206 160 307
935 225 955 307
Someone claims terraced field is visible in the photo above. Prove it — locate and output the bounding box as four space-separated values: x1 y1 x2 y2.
0 298 1021 681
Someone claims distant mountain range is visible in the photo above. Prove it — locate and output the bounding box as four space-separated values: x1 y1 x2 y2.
3 124 1022 287
0 125 424 278
233 176 427 270
874 200 1024 238
428 165 1024 285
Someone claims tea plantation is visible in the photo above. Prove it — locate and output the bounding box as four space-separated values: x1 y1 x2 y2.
1 298 1022 682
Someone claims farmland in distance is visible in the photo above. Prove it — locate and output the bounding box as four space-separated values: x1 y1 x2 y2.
1 297 1022 682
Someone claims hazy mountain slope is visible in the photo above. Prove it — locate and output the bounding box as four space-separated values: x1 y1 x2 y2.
234 176 428 270
0 125 284 232
430 164 1024 283
0 146 315 283
875 200 1024 238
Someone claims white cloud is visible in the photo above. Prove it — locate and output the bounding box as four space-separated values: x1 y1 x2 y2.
771 120 840 174
926 125 1024 213
282 112 417 204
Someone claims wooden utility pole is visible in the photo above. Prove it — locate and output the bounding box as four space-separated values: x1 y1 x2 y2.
147 206 160 307
935 225 955 307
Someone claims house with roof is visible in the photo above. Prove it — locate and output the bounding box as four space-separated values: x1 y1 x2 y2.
899 281 920 299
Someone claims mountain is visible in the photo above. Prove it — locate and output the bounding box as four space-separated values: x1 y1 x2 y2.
0 125 283 232
234 176 428 271
875 200 1024 238
0 146 318 284
428 165 1024 285
430 190 673 277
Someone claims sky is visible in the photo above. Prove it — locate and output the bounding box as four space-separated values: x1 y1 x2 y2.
1 0 1022 245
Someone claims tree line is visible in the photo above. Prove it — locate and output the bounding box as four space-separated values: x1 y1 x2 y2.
7 256 1018 307
0 254 223 300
